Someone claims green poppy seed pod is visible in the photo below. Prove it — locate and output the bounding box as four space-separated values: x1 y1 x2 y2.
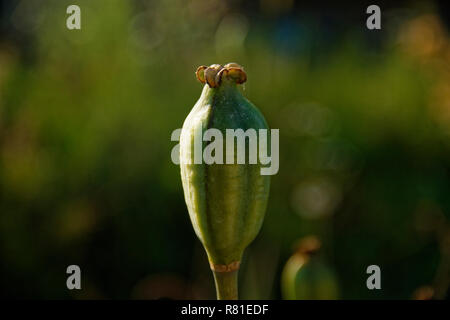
281 236 340 300
180 63 271 299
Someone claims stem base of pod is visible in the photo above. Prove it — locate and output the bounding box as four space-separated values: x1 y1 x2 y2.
212 269 239 300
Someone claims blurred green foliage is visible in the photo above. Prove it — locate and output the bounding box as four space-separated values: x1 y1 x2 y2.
0 0 449 299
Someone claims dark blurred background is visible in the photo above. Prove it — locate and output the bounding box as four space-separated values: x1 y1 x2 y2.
0 0 449 299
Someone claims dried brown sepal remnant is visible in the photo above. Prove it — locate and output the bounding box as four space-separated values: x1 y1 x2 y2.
195 63 247 88
210 261 241 273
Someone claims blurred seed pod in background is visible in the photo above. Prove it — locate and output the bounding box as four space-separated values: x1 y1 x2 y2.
412 285 435 300
281 236 340 300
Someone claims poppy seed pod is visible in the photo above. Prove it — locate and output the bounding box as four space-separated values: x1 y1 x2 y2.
281 236 340 300
180 63 271 299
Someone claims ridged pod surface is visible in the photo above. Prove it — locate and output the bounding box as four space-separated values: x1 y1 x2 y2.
180 63 271 299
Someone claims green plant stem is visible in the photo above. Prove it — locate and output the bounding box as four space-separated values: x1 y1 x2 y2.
212 270 239 300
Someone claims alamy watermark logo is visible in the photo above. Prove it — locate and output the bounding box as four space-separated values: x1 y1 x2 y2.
366 265 381 290
171 128 279 176
66 5 81 30
366 5 381 30
66 265 81 290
